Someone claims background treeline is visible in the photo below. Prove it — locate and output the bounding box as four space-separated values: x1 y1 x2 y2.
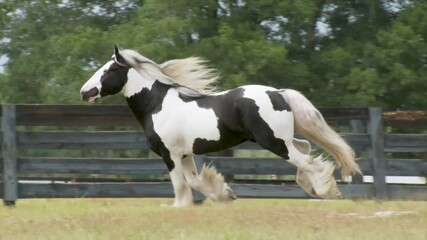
0 0 426 108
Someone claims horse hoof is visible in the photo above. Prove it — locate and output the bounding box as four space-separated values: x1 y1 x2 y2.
160 202 192 208
227 188 237 200
316 189 343 199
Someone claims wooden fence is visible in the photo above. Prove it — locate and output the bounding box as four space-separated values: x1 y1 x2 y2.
1 105 426 205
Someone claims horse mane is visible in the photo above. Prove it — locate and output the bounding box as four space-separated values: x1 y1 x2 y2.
119 49 219 96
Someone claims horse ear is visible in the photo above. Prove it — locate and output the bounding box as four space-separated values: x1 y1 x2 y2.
114 45 120 56
114 45 128 66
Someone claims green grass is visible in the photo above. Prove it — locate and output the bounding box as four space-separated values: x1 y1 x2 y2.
0 198 426 240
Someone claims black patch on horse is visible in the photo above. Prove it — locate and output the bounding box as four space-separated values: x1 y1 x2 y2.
126 81 176 171
178 92 205 102
189 88 250 154
100 62 130 97
237 97 290 159
188 88 289 159
266 91 291 112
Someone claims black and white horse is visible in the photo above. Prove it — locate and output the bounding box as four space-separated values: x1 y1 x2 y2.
80 46 361 207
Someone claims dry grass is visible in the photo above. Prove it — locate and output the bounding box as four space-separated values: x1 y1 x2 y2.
0 198 426 240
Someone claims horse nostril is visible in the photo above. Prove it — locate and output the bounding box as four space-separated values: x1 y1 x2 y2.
81 87 99 101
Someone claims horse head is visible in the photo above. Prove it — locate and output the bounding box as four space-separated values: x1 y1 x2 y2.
80 45 131 103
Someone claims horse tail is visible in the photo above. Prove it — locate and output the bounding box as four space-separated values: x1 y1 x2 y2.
281 89 361 177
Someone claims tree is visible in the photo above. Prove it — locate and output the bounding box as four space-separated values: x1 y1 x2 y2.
303 0 426 107
0 0 425 108
0 0 141 103
365 2 427 108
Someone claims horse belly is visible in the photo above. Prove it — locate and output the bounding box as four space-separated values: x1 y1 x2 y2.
192 126 247 154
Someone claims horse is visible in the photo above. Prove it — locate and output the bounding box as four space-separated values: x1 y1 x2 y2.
80 46 361 207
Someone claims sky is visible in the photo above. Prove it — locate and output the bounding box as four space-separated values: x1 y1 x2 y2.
0 55 6 72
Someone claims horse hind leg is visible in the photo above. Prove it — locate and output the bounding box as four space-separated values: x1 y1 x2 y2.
250 127 341 199
296 169 317 197
242 103 340 199
287 140 342 199
293 138 317 197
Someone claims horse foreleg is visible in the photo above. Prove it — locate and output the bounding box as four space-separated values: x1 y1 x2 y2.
182 156 236 202
168 155 194 207
181 155 200 187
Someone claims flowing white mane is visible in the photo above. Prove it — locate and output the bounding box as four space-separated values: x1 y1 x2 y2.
119 49 219 96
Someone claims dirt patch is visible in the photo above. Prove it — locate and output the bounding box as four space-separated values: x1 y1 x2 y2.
329 210 419 219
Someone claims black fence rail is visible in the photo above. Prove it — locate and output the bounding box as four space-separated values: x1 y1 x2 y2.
1 105 426 205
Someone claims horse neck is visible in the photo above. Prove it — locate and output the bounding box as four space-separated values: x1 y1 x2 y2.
122 69 156 98
124 70 174 128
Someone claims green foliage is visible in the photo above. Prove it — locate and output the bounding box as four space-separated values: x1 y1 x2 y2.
0 0 425 108
0 0 141 104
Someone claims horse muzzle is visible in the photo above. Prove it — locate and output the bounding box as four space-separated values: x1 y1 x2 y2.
81 87 100 103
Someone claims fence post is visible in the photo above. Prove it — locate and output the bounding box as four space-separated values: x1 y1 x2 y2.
2 105 18 206
192 155 206 204
349 119 364 183
368 108 388 200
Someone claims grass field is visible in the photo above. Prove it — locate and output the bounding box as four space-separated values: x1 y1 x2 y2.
0 198 426 240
